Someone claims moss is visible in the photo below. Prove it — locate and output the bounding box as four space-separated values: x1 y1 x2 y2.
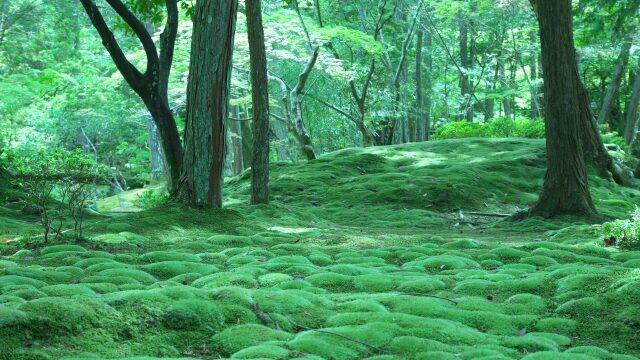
490 247 530 262
142 261 217 279
504 294 545 315
306 273 354 292
140 251 201 263
40 284 95 297
353 274 396 292
556 297 601 317
40 245 87 255
230 344 290 359
521 352 595 360
481 260 503 269
98 268 156 285
403 255 480 271
531 248 577 263
534 317 577 336
0 275 47 290
162 299 224 330
207 234 253 246
105 222 133 232
500 334 559 352
18 297 110 335
0 307 28 328
211 324 293 356
258 273 293 287
6 288 47 300
191 272 257 288
388 336 453 354
452 279 496 296
520 255 559 267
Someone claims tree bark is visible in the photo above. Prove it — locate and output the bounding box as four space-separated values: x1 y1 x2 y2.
246 0 270 204
598 37 633 126
527 0 597 218
424 27 433 141
624 58 640 145
146 117 165 181
230 106 244 175
79 0 182 193
176 0 238 208
414 29 424 142
459 14 472 121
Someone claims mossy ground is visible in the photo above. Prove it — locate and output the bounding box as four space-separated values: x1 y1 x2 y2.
1 138 639 359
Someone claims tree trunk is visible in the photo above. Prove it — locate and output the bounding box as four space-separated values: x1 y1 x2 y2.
146 117 165 181
79 0 183 193
598 37 633 126
246 0 270 204
230 106 244 175
414 29 423 142
527 0 597 218
624 59 640 145
459 14 472 121
176 0 238 208
424 28 433 141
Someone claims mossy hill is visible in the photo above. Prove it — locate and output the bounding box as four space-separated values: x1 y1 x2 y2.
1 138 639 359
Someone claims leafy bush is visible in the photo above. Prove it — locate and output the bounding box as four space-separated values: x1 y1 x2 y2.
135 189 170 209
599 208 640 249
433 117 545 140
6 147 106 241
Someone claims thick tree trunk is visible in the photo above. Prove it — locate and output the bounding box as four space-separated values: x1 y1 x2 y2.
246 0 270 204
624 59 640 145
598 38 633 126
528 0 597 218
176 0 238 208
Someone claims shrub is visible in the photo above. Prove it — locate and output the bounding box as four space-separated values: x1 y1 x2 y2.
135 189 169 209
599 207 640 249
433 117 545 140
7 148 106 241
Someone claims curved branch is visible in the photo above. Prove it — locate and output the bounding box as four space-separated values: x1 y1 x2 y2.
105 0 160 76
78 0 144 92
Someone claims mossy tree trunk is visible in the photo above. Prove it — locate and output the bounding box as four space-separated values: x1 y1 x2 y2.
597 37 633 126
246 0 270 204
176 0 238 208
527 0 597 218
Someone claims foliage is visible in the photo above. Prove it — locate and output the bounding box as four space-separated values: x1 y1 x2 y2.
5 148 106 241
135 189 170 210
433 117 545 140
600 207 640 249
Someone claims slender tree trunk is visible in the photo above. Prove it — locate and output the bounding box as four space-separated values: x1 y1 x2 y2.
424 28 433 141
624 59 640 145
598 37 633 126
459 14 471 121
230 106 244 175
246 0 270 204
177 0 238 208
527 0 597 218
414 29 423 142
146 117 165 181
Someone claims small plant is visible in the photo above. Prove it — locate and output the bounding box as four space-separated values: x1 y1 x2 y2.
600 207 640 249
7 147 106 242
135 189 170 209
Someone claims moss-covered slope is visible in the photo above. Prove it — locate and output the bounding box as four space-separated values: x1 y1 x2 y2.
1 138 639 359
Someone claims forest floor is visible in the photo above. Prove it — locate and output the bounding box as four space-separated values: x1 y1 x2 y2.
1 138 640 360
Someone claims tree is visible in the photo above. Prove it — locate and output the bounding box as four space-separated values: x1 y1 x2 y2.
78 0 183 193
176 0 238 208
246 0 270 205
526 0 598 218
